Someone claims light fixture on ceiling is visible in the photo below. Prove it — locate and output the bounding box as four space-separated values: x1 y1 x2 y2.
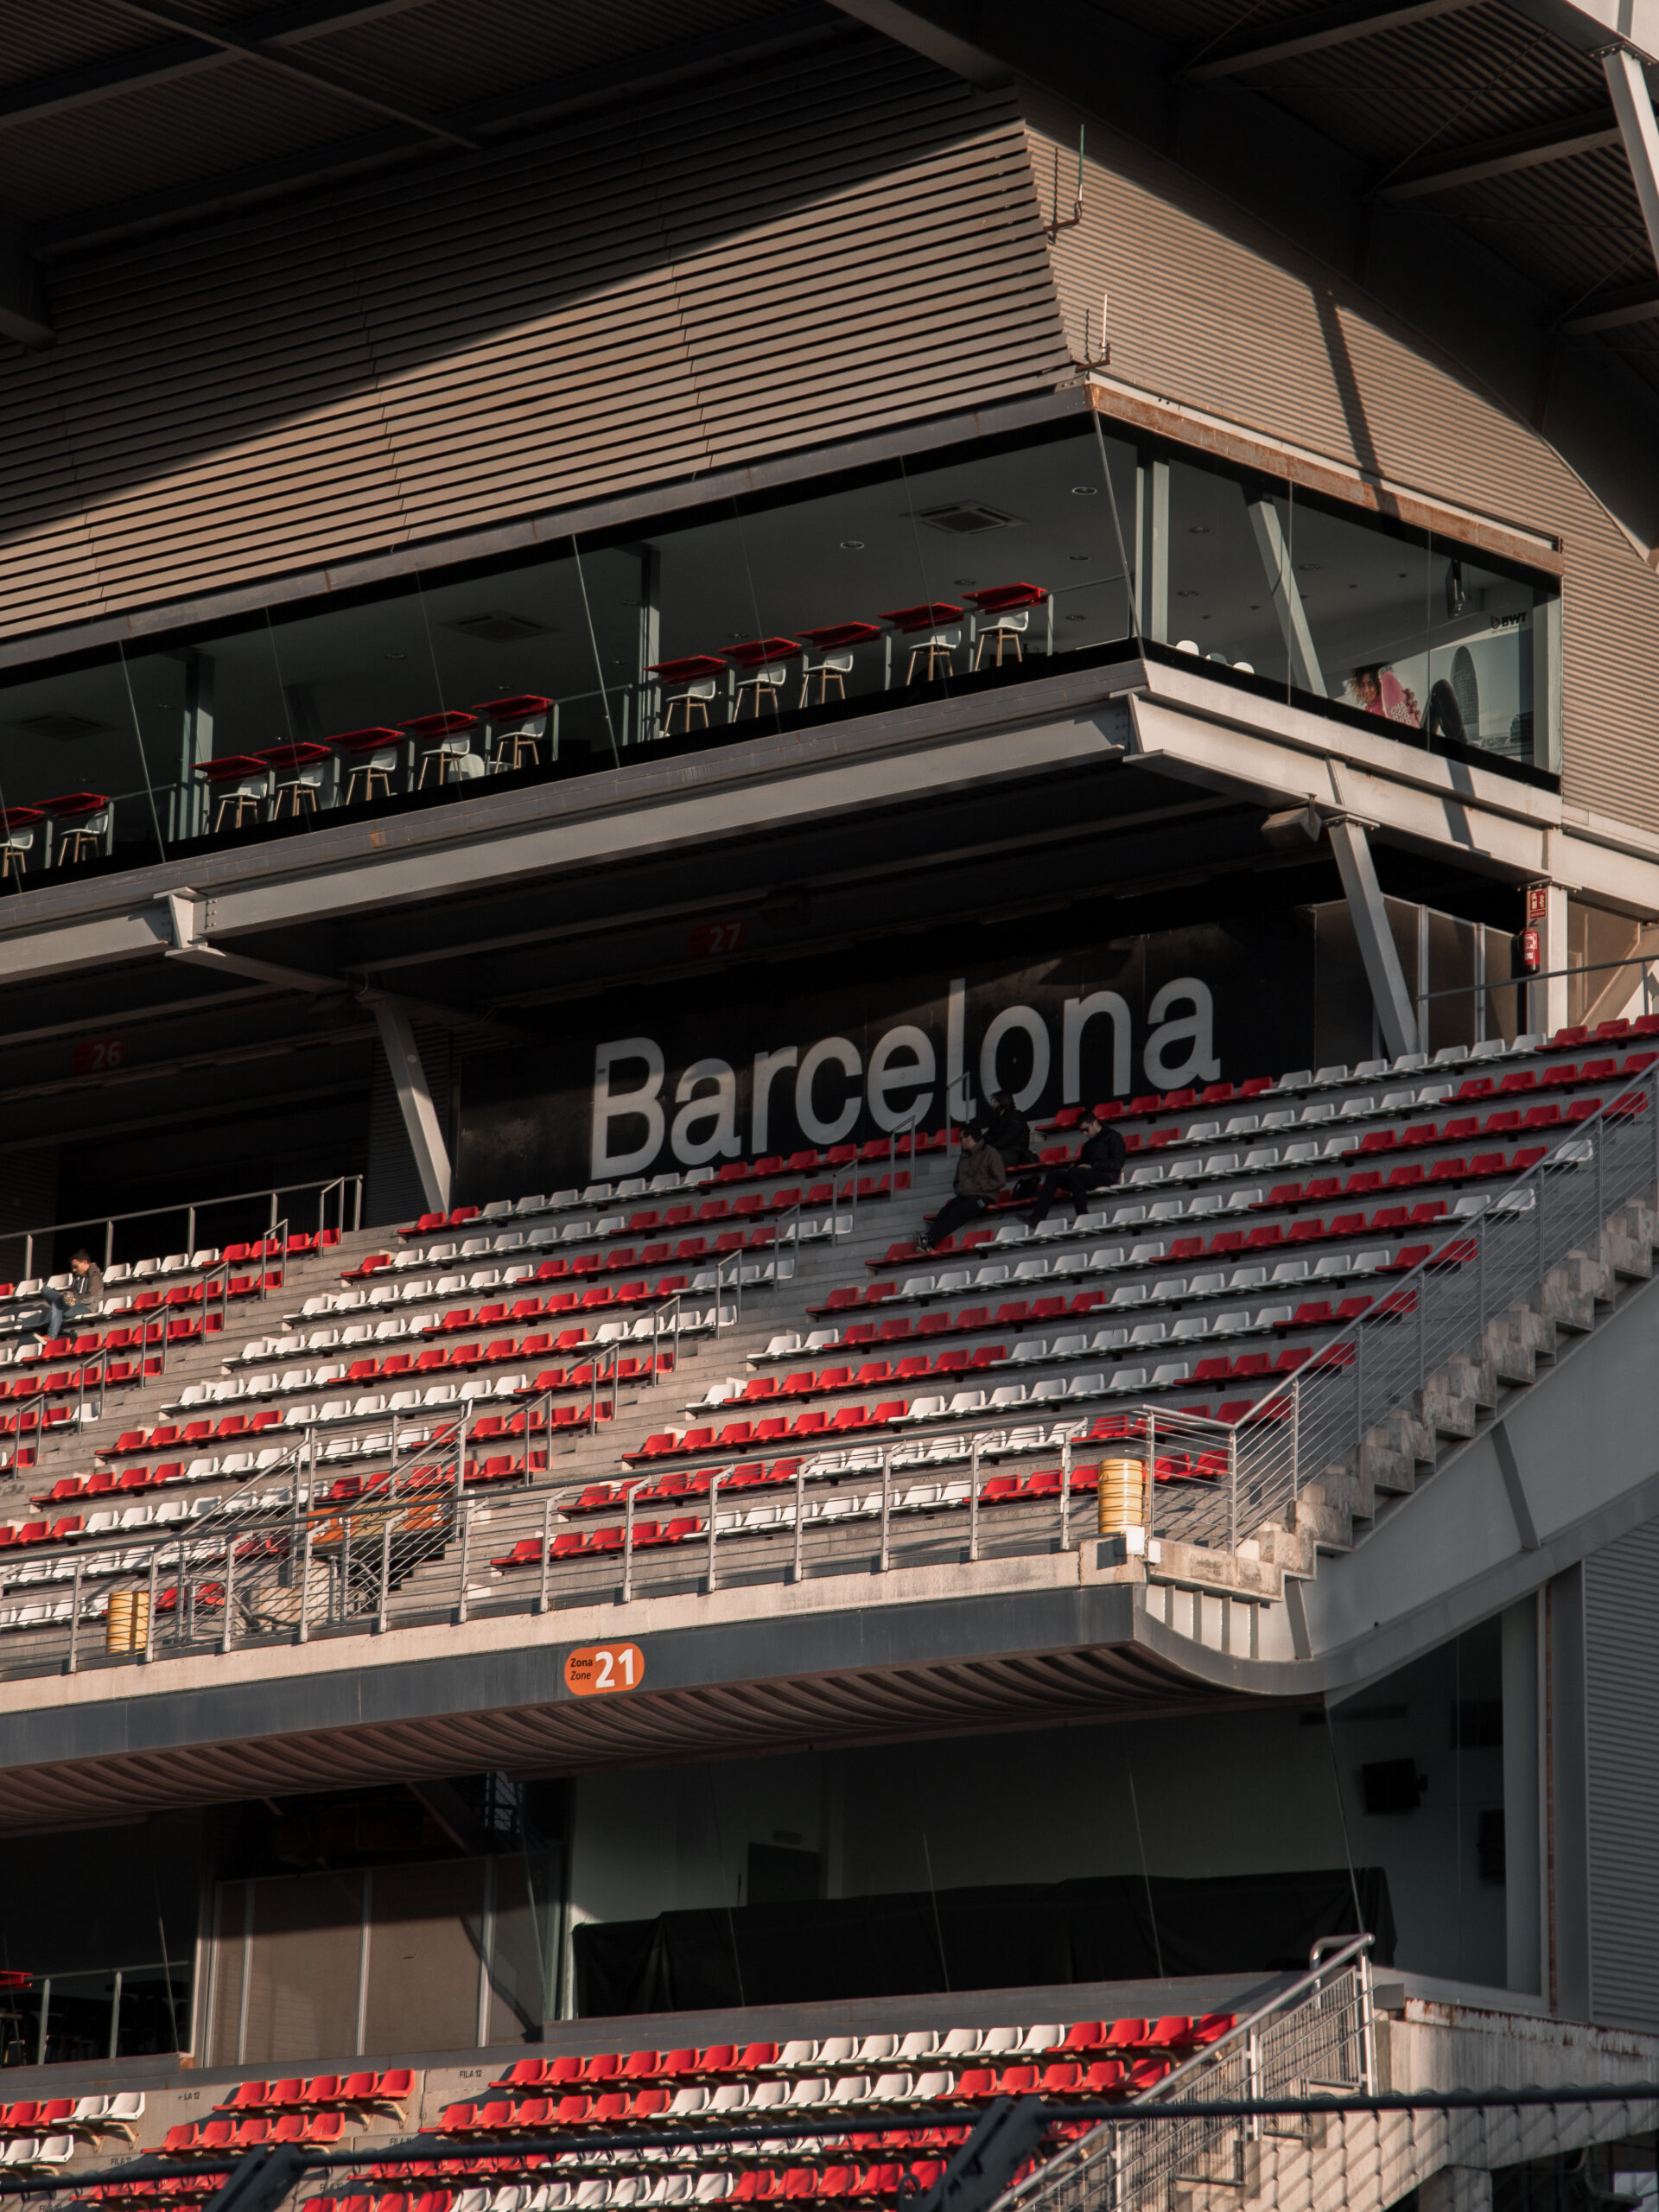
444 611 550 644
1070 485 1099 498
839 538 865 550
14 712 110 741
918 500 1021 535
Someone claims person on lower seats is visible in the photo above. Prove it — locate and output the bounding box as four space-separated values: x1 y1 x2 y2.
1024 1110 1126 1229
41 1247 105 1342
915 1124 1005 1255
985 1090 1035 1169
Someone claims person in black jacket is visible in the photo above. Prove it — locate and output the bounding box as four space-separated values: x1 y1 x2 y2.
984 1090 1036 1170
1023 1111 1127 1230
916 1124 1007 1255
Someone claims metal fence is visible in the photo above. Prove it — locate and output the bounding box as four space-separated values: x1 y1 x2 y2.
1171 1055 1659 1554
993 1937 1375 2212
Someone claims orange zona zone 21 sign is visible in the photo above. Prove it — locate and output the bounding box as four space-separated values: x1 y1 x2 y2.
563 1643 645 1695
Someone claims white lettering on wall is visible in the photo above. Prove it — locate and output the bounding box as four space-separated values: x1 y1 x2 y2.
590 1037 666 1179
1144 976 1221 1088
979 1005 1051 1113
866 1024 936 1133
751 1046 800 1155
1063 990 1131 1103
671 1057 741 1166
945 976 975 1122
795 1035 863 1146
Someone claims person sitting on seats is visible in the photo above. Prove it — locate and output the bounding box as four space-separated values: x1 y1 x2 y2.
985 1089 1036 1171
914 1123 1006 1255
1023 1110 1126 1230
41 1248 105 1342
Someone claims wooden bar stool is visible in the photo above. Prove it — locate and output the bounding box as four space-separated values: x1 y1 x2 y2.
473 693 554 772
722 636 804 719
880 601 964 683
40 791 111 865
965 582 1049 668
329 728 404 805
192 757 271 832
796 623 882 707
646 657 728 736
0 806 41 879
256 741 334 819
404 712 482 786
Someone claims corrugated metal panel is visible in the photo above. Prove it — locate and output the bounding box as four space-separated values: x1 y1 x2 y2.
1583 1516 1659 2032
0 38 1067 645
1024 92 1659 836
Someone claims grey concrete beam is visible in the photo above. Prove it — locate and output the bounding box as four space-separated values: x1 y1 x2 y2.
1605 46 1659 271
365 993 452 1214
1326 815 1421 1058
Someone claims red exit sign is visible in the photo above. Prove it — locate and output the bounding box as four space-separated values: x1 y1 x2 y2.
688 918 747 958
72 1038 125 1075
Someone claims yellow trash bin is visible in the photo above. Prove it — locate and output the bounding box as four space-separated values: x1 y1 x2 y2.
105 1589 149 1654
1096 1456 1147 1535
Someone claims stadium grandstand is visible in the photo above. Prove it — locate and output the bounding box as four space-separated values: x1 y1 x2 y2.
3 5 1659 2212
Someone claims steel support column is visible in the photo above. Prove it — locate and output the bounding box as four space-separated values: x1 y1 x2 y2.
1326 816 1421 1059
366 995 452 1214
1605 47 1659 273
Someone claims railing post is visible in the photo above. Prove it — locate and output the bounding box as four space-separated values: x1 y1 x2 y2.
220 1536 236 1654
454 1503 472 1624
1476 1210 1485 1329
537 1493 553 1615
187 1205 196 1256
1289 1382 1300 1510
969 1437 981 1562
1596 1111 1605 1230
1229 1424 1238 1550
377 1517 392 1633
143 1551 157 1663
880 1446 892 1572
1147 1410 1157 1543
706 1469 721 1592
791 1453 806 1583
621 1479 635 1604
297 1522 314 1644
1060 1434 1071 1551
67 1560 82 1675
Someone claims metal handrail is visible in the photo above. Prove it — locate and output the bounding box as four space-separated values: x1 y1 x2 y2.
3 1174 360 1283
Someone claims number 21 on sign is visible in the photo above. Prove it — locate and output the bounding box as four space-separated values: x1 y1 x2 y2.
564 1643 644 1695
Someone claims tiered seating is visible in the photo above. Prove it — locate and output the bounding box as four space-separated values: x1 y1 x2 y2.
161 2114 346 2154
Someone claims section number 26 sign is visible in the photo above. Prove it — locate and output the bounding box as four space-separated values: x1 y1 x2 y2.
564 1643 644 1695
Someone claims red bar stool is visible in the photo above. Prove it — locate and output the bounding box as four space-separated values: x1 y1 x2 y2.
255 742 333 819
965 582 1048 668
473 694 553 772
722 636 804 719
192 755 272 831
40 791 111 865
329 728 404 805
795 622 882 706
647 656 727 735
403 712 481 786
881 602 964 683
0 805 41 878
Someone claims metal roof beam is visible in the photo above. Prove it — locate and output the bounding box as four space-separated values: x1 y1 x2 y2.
1373 109 1621 198
104 0 479 149
1185 0 1483 81
1560 282 1659 332
821 0 1012 86
1605 45 1659 272
0 0 438 135
33 3 842 256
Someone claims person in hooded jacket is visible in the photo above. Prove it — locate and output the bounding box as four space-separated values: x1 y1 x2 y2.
1023 1110 1126 1229
915 1123 1006 1255
984 1089 1036 1170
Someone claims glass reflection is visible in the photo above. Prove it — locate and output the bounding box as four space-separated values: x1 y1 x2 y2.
0 416 1559 886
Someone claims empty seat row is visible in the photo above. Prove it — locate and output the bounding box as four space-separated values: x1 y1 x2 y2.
214 2072 411 2114
162 2114 347 2154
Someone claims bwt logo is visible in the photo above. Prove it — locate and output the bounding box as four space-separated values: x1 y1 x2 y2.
589 976 1220 1179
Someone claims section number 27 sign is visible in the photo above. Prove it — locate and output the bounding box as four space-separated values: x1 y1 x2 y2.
564 1643 644 1695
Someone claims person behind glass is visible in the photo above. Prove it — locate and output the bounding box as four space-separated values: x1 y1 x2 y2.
985 1089 1036 1170
1024 1110 1127 1230
914 1122 1005 1255
41 1248 105 1341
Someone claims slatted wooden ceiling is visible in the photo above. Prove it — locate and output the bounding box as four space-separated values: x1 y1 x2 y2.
0 27 1070 641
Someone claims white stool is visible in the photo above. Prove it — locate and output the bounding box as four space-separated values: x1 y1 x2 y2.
53 806 111 863
799 651 855 706
1 829 31 879
344 747 398 804
905 627 961 683
973 608 1030 669
417 736 477 786
733 664 790 718
663 678 718 734
271 768 324 819
213 777 269 830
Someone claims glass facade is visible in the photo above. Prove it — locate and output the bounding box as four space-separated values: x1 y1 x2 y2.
0 416 1559 885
